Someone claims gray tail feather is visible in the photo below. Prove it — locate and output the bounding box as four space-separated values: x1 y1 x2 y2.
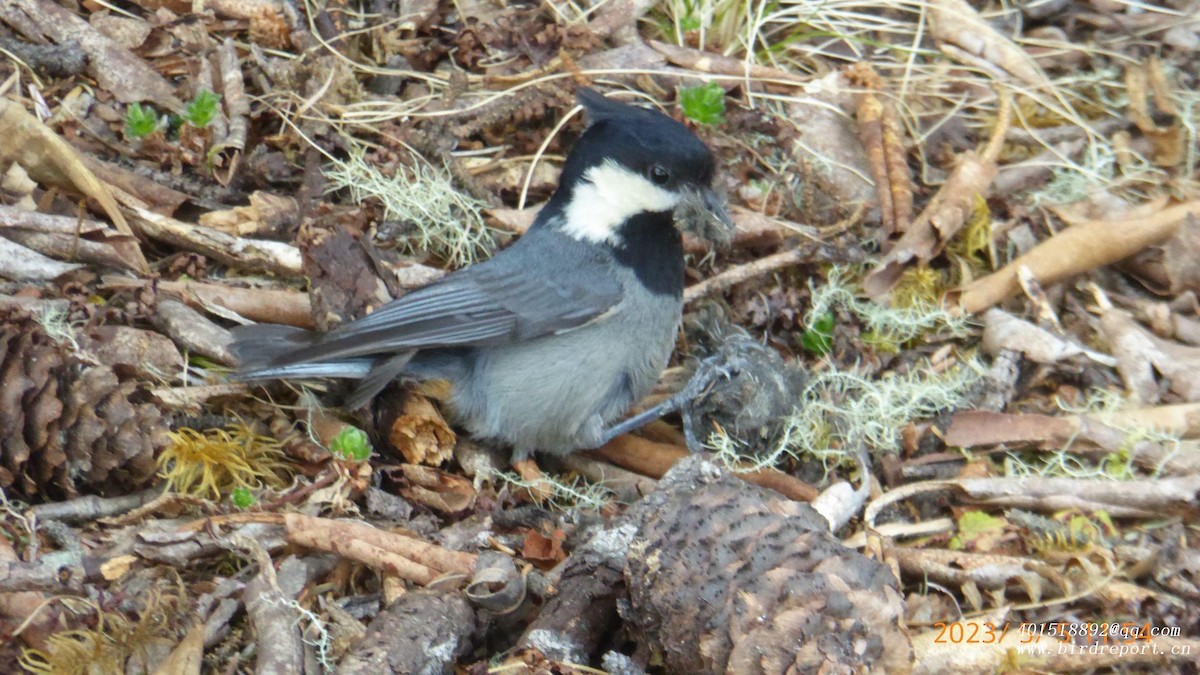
232 323 424 408
229 324 321 370
344 352 416 409
237 360 375 382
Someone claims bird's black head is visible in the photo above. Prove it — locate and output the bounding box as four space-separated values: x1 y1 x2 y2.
544 88 731 246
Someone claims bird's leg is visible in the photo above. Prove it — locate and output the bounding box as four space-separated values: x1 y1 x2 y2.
592 355 734 451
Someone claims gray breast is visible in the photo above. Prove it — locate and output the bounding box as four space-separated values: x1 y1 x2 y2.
448 269 681 458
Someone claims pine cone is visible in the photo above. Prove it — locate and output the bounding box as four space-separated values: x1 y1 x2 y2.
623 457 913 674
0 310 167 499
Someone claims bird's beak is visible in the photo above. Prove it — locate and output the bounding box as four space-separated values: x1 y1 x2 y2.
677 187 736 245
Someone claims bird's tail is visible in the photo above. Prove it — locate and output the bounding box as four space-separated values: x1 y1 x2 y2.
229 324 370 380
229 324 317 368
230 323 419 408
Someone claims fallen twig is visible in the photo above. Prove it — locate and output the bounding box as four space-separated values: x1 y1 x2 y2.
594 435 818 501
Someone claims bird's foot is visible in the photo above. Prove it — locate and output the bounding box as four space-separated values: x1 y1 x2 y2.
592 353 739 450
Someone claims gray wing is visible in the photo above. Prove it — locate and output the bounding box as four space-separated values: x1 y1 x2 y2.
250 241 622 367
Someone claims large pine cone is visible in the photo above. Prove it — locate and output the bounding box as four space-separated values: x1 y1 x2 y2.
0 310 167 499
623 457 913 674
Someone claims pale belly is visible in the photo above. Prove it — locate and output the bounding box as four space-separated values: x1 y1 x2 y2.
448 298 680 457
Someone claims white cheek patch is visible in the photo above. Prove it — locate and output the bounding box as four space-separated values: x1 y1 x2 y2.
561 160 680 244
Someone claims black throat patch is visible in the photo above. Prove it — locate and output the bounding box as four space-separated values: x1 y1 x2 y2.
611 211 685 297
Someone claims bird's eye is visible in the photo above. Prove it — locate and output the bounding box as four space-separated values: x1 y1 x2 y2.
648 164 670 185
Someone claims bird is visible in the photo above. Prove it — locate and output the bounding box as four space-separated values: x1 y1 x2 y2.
230 88 731 460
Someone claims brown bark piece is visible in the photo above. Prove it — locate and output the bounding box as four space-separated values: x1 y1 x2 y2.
384 394 456 466
101 277 314 328
199 191 299 237
337 590 481 675
519 522 636 664
0 0 185 111
302 226 391 330
152 299 235 366
847 63 913 238
78 325 184 381
391 463 476 513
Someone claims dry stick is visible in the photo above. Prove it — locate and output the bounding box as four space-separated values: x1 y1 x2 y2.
593 435 818 501
956 203 1199 313
184 512 475 584
102 276 314 328
0 296 69 313
684 243 813 304
129 204 302 276
511 457 556 502
684 207 859 303
318 538 438 586
647 40 810 85
556 453 657 503
238 537 305 675
154 299 234 364
283 513 477 576
1102 402 1200 437
30 488 161 523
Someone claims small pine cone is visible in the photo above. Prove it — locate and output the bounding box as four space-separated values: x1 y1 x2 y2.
0 311 167 499
623 457 914 674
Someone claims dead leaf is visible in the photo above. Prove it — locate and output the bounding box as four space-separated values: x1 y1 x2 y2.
1099 306 1200 404
928 0 1051 89
1123 215 1200 296
1126 57 1186 168
150 623 205 675
0 98 147 271
863 92 1012 297
521 528 567 569
786 71 878 217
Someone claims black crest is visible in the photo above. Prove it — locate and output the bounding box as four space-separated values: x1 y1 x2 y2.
577 88 657 125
